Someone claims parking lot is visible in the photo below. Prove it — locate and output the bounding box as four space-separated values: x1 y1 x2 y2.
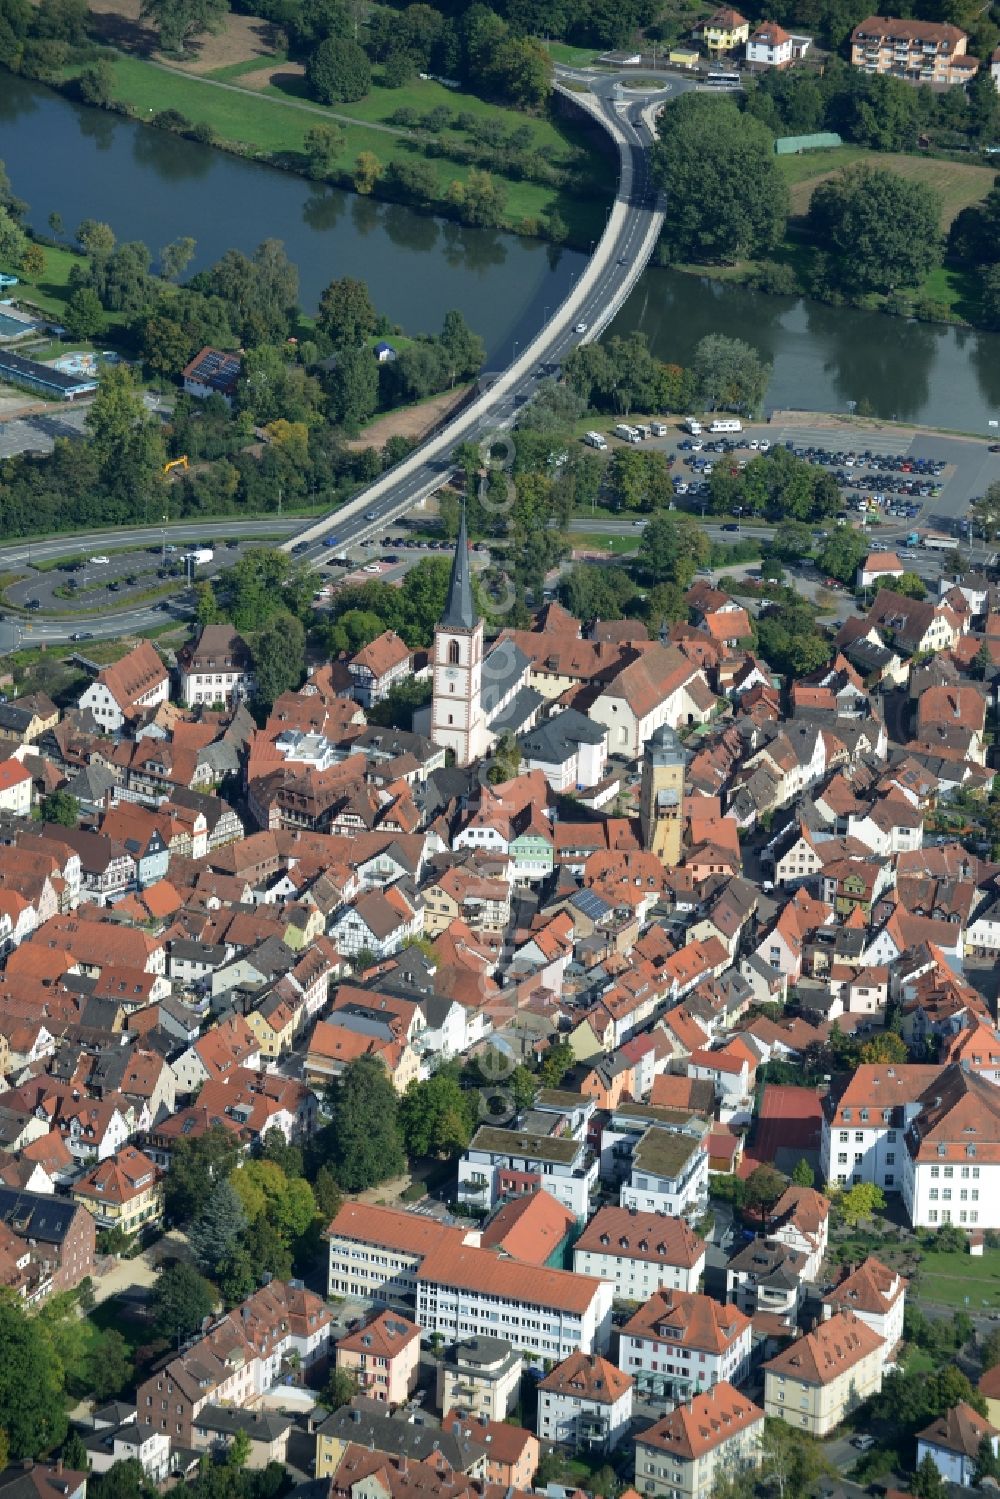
0 404 90 457
5 538 254 619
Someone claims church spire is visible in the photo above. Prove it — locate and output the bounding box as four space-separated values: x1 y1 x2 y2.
440 504 477 631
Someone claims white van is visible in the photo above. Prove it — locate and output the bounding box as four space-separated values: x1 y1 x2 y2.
684 418 703 435
614 423 641 443
709 418 743 434
584 431 607 450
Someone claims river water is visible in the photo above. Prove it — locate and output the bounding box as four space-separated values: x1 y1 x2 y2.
2 71 1000 426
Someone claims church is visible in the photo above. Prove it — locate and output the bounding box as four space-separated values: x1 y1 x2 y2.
419 510 540 766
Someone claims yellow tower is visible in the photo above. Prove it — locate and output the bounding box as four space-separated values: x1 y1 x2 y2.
639 724 686 868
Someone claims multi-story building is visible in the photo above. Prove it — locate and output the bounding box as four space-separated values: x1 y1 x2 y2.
72 1145 163 1237
917 1402 1000 1487
573 1206 706 1300
0 1186 96 1299
347 630 411 708
537 1353 634 1452
326 1201 473 1305
79 641 170 735
176 625 254 708
635 1384 764 1499
762 1312 884 1436
851 15 978 86
620 1128 709 1221
620 1290 752 1401
458 1126 597 1219
820 1063 942 1192
822 1255 907 1354
701 5 750 52
335 1310 420 1405
416 1242 613 1361
745 19 812 66
901 1064 1000 1229
437 1336 523 1422
725 1238 809 1326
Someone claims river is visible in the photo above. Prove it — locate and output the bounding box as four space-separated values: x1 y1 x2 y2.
3 71 1000 426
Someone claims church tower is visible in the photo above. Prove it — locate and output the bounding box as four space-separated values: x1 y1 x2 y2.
431 508 487 766
640 723 686 868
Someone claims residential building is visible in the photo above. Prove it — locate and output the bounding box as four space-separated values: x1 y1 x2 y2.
437 1336 523 1422
72 1145 163 1238
176 626 254 708
0 760 33 818
634 1384 764 1499
820 1063 942 1192
620 1289 753 1400
851 15 978 86
191 1408 291 1469
84 1416 171 1482
619 1128 709 1220
335 1310 420 1405
519 710 608 792
822 1255 907 1353
441 1413 538 1489
0 1186 96 1298
762 1311 884 1436
768 1184 829 1279
701 5 750 51
917 1402 999 1487
457 1126 597 1219
573 1205 706 1299
0 1464 88 1499
725 1237 809 1326
79 642 170 735
746 20 811 64
415 1242 613 1360
348 630 411 708
537 1352 634 1451
326 1201 472 1304
901 1064 1000 1229
314 1410 487 1483
181 347 242 404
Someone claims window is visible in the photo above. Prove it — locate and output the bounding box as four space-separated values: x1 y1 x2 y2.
448 639 460 665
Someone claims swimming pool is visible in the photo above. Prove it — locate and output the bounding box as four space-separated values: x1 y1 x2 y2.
0 311 41 339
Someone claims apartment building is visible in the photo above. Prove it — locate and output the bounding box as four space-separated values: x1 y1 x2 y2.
822 1255 907 1353
901 1064 1000 1229
573 1206 706 1299
458 1126 597 1219
763 1312 884 1437
326 1201 472 1304
415 1242 613 1361
437 1335 523 1422
851 15 979 86
620 1289 752 1401
620 1128 709 1220
79 640 169 734
335 1310 420 1405
176 625 254 708
537 1352 634 1452
635 1384 764 1499
72 1144 163 1237
820 1063 942 1192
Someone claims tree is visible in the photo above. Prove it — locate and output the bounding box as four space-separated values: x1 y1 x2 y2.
317 276 377 349
140 0 229 54
539 1040 575 1089
893 570 926 600
399 1070 478 1159
41 789 78 826
313 1164 343 1221
791 1159 815 1188
0 206 26 270
353 151 382 195
694 334 771 416
254 612 306 708
322 1368 358 1412
189 1178 248 1275
61 1431 88 1472
912 1453 946 1499
64 286 104 339
159 236 196 281
20 243 45 278
304 123 344 180
446 169 507 229
744 1164 786 1229
34 0 88 42
639 511 711 587
78 59 115 106
0 1298 68 1457
307 36 371 103
652 94 788 264
818 527 868 585
321 1055 406 1192
771 520 814 562
835 1181 886 1227
76 219 116 260
808 165 942 297
86 1329 132 1403
85 365 165 507
325 343 379 426
860 1032 908 1064
152 1261 216 1341
970 481 1000 543
163 1125 242 1225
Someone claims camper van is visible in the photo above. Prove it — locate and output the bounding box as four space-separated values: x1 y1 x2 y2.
584 431 608 450
614 424 642 444
684 418 703 435
709 418 743 434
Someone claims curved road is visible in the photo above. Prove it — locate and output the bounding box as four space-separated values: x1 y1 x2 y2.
0 68 691 651
283 68 692 563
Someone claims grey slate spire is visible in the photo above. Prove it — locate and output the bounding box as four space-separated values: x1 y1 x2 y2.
440 504 477 631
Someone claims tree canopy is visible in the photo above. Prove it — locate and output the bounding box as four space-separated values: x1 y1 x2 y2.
808 164 942 298
321 1056 406 1191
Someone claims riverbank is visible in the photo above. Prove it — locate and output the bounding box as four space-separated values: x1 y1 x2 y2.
20 43 610 249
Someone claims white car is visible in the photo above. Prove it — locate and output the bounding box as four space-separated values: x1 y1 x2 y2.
89 555 110 565
759 439 770 451
748 439 760 451
690 439 704 452
362 563 381 573
574 322 588 334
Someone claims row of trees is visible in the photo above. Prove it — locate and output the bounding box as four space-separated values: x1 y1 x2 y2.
564 331 771 419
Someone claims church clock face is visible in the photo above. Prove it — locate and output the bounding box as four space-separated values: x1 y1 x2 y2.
445 668 458 680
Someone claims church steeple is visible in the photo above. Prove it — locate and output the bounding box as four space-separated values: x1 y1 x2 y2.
440 505 477 632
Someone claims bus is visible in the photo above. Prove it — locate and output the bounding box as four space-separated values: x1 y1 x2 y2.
705 69 742 88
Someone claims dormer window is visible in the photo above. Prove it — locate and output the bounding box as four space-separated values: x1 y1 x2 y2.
968 1145 977 1158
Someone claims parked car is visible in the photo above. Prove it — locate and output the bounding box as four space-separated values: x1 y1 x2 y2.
71 631 93 641
89 555 110 565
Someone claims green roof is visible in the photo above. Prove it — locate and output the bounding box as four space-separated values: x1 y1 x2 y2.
774 132 843 154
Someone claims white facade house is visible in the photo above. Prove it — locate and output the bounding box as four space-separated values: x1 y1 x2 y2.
901 1066 1000 1229
326 1202 472 1305
176 625 254 708
823 1256 907 1354
917 1403 1000 1488
79 641 170 735
620 1290 752 1400
537 1353 634 1452
458 1126 597 1219
820 1064 942 1193
86 1418 171 1483
0 759 33 818
573 1206 706 1300
519 709 608 793
635 1384 764 1499
415 1243 613 1361
620 1130 709 1221
746 19 812 64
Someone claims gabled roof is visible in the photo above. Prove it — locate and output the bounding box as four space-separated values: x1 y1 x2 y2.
537 1351 632 1403
763 1311 883 1385
636 1382 762 1462
918 1401 997 1459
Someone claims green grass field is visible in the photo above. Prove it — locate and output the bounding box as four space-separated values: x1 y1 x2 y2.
777 145 996 229
542 41 601 65
914 1248 1000 1308
74 55 607 243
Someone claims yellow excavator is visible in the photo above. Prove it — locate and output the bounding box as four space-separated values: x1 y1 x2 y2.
163 455 189 476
